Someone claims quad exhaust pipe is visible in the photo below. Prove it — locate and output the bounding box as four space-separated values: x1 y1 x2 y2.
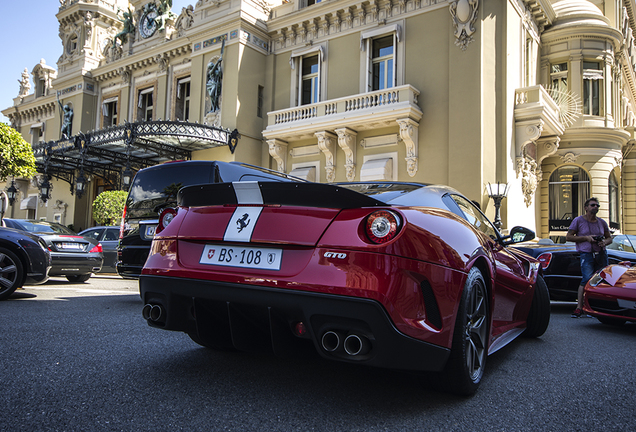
320 331 370 357
142 304 164 322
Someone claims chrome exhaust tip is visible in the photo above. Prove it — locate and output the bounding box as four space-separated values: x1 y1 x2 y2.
321 331 340 352
142 304 164 322
344 334 369 356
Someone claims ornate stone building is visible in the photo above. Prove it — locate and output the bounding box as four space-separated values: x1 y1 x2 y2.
3 0 636 238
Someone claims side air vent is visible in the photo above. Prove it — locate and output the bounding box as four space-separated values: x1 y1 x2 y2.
420 280 442 329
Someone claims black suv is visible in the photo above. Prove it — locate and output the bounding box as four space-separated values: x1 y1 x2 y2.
117 160 302 278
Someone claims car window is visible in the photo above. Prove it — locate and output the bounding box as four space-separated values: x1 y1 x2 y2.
104 229 119 241
18 220 75 235
450 194 498 239
625 235 636 252
611 235 636 252
82 229 103 241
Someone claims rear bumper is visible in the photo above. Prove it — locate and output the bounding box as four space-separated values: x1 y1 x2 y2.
139 274 451 372
49 254 102 276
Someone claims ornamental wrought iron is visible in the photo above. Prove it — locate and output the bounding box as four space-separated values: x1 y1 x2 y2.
32 120 239 191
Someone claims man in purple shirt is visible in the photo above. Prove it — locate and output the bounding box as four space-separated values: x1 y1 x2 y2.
565 197 612 318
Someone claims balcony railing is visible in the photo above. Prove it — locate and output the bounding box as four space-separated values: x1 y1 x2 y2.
265 85 422 141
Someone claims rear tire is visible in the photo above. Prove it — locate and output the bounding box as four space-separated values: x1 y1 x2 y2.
523 276 550 337
0 248 24 300
66 274 92 283
443 267 489 396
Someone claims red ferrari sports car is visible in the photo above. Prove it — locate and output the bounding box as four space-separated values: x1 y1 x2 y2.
583 263 636 325
139 181 550 395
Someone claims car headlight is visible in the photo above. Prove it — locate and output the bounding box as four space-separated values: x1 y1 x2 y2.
38 239 48 251
588 273 605 287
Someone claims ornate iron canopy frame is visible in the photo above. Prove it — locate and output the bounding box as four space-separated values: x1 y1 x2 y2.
33 120 239 193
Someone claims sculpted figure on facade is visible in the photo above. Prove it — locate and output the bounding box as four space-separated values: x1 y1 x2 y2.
519 156 537 207
18 68 31 98
58 97 74 139
206 41 224 113
113 7 135 48
175 5 195 36
82 12 95 52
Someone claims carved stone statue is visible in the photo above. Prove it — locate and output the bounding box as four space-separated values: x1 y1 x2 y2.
18 68 31 97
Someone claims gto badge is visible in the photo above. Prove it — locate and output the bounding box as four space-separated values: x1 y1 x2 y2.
236 213 250 233
324 252 347 259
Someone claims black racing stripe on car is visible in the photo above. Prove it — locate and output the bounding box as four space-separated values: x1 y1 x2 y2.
178 182 386 209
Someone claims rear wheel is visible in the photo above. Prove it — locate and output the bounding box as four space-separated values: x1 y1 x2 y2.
0 248 24 300
443 267 489 396
66 274 91 283
523 276 550 337
597 316 626 326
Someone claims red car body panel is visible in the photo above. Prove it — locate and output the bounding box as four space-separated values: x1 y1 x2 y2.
583 264 636 322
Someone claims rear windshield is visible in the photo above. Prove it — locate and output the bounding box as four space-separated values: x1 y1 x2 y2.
127 164 215 219
16 220 75 235
336 182 426 203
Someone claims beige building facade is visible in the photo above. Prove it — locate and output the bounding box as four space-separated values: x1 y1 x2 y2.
3 0 636 238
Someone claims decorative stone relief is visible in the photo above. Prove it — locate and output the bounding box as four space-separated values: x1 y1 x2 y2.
175 5 195 37
335 128 357 181
397 118 419 177
519 155 538 207
449 0 479 51
118 68 131 84
560 152 579 164
315 131 337 183
268 139 288 172
155 54 169 73
535 137 560 183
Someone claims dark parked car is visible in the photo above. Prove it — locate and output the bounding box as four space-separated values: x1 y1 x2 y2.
2 219 102 282
79 226 119 273
0 226 51 300
512 235 636 301
117 160 303 279
140 181 549 395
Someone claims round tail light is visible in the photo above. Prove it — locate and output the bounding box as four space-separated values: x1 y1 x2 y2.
365 210 401 244
537 252 552 269
157 207 178 234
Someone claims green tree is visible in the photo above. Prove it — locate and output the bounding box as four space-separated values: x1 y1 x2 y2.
0 123 37 181
92 190 128 226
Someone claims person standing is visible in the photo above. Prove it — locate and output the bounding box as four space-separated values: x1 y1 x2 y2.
565 197 612 318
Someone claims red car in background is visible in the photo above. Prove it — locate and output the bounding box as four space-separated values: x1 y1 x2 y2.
139 181 550 395
584 263 636 326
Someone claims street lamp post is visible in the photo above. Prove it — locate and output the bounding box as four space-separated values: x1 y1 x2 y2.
487 182 509 231
6 180 18 206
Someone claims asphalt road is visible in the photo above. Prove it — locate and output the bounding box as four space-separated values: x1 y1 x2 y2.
1 275 635 431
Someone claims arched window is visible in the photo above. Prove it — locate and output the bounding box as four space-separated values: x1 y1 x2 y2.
609 171 619 230
549 166 590 231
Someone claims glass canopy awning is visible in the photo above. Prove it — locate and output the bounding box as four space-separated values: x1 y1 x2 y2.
33 120 239 191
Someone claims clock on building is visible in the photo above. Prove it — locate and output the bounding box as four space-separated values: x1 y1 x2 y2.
139 7 158 39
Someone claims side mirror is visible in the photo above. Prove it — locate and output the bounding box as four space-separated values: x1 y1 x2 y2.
501 226 535 245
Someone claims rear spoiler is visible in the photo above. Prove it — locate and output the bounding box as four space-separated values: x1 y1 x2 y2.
178 181 386 209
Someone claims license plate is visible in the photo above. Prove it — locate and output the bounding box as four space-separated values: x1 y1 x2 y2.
199 244 282 271
145 225 156 238
60 242 82 250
